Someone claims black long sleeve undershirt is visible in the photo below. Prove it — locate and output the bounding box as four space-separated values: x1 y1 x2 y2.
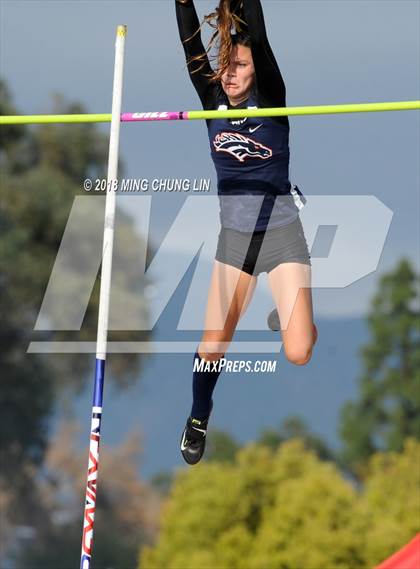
175 0 218 110
175 0 287 112
242 0 286 108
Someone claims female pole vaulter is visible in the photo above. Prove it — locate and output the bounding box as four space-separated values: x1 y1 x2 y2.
175 0 318 464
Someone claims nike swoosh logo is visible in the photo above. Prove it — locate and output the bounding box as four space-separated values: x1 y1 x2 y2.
180 428 206 451
180 431 188 451
249 124 263 133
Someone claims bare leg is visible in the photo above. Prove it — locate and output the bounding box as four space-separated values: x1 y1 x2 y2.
267 262 317 366
198 260 258 361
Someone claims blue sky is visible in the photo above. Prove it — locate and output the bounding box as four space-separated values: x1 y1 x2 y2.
1 0 419 321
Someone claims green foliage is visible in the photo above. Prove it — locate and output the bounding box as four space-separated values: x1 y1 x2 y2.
1 80 152 546
0 292 54 533
0 105 56 510
258 415 335 461
140 439 420 569
339 259 420 474
140 441 357 568
357 438 420 567
1 83 152 390
205 428 241 464
0 80 26 152
151 471 176 497
203 416 334 467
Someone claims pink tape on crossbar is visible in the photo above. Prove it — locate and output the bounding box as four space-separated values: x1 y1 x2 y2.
121 111 187 122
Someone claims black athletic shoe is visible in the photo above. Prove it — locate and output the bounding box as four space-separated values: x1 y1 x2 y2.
267 308 280 331
180 401 213 465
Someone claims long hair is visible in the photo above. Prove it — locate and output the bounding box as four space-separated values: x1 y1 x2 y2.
182 0 251 83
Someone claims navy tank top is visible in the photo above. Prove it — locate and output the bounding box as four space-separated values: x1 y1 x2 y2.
207 92 303 232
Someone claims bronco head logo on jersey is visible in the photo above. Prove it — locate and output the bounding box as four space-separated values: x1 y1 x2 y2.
213 132 273 163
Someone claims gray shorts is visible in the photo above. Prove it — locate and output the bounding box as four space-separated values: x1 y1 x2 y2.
215 215 311 276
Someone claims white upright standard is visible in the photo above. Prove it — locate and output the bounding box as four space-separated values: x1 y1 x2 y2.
80 24 127 569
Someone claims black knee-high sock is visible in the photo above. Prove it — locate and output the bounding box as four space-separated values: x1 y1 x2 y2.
191 350 222 420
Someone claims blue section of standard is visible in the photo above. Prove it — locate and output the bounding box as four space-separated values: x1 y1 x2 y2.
93 358 105 407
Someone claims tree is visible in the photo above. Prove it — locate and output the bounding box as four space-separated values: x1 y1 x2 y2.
139 440 365 569
358 438 420 567
1 80 153 558
1 88 153 390
0 80 25 154
339 259 420 474
1 79 56 547
139 439 420 569
204 416 334 466
16 422 161 569
258 415 335 461
150 471 176 497
205 429 241 464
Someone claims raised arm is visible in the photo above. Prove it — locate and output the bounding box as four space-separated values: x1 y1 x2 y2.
175 0 216 109
241 0 286 107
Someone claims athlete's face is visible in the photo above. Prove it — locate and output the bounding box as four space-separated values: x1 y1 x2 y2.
221 44 255 105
